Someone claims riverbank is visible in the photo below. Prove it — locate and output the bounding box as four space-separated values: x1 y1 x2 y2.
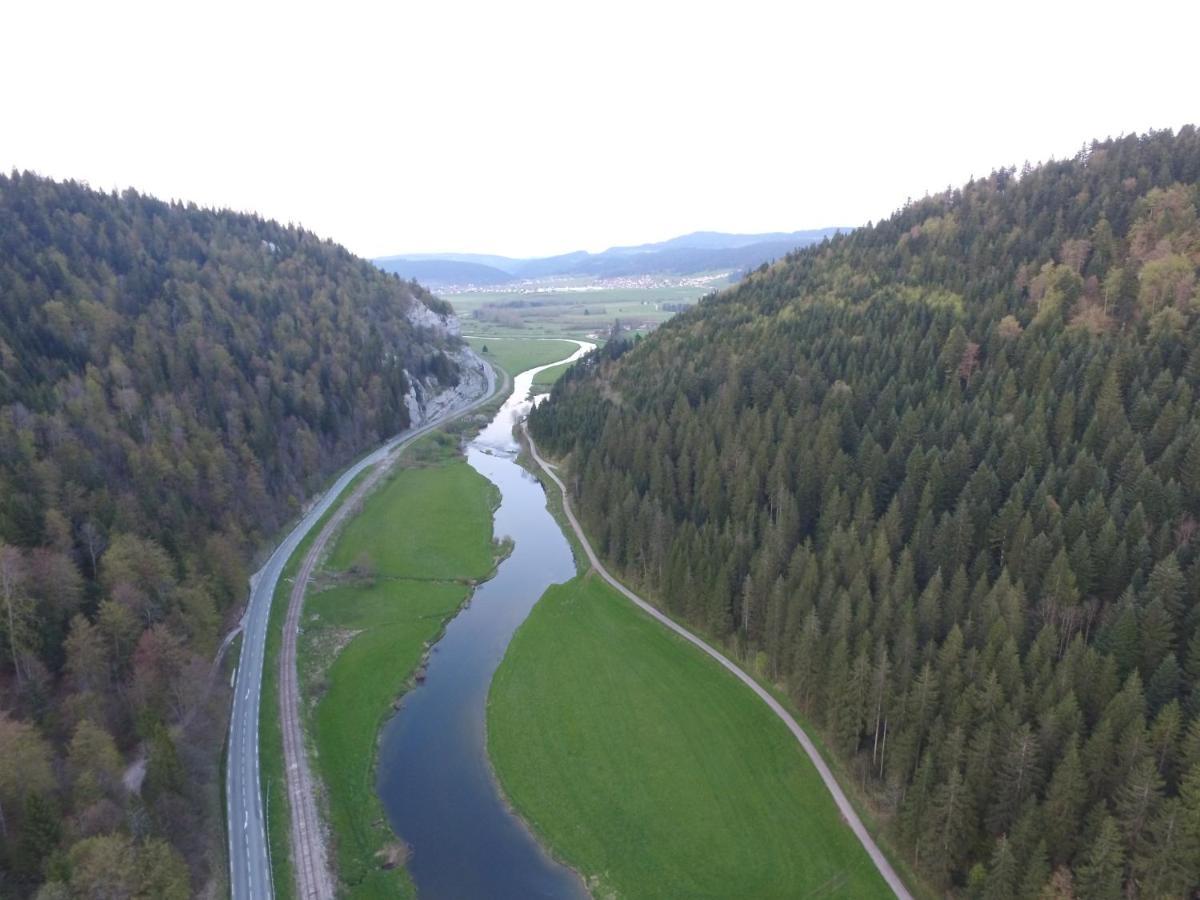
467 336 580 382
260 469 374 900
488 572 893 898
253 356 504 900
521 429 927 898
265 338 590 897
298 431 504 897
371 343 592 897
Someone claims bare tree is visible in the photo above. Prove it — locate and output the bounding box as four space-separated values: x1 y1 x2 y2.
0 544 33 687
79 520 107 577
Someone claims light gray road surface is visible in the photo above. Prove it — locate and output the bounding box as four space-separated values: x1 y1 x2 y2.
227 362 496 900
525 427 914 900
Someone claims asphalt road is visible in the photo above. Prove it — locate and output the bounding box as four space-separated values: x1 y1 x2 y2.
227 362 496 900
525 427 914 900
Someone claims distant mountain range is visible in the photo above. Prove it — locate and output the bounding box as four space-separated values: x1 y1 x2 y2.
374 229 850 288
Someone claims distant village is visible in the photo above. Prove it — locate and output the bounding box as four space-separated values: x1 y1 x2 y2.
443 270 733 295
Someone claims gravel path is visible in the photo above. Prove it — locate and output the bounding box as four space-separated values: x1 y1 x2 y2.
279 468 377 900
525 427 913 900
276 364 499 900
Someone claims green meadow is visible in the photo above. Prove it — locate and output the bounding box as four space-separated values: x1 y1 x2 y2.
259 469 374 900
488 574 893 900
464 336 579 379
297 433 502 897
325 435 498 580
530 359 573 390
447 281 713 340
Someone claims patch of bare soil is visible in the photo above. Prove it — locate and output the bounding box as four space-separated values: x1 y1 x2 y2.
375 840 410 871
302 625 363 708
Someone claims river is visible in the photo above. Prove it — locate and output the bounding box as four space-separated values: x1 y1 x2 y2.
376 341 594 899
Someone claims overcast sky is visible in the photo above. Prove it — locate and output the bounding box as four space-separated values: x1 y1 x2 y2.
4 0 1197 259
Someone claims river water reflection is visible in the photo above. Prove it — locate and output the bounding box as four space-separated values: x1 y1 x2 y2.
376 343 593 899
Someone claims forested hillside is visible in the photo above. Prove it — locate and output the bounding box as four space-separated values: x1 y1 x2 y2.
531 128 1200 897
0 173 468 896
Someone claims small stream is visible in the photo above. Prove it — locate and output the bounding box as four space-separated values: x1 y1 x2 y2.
376 343 594 899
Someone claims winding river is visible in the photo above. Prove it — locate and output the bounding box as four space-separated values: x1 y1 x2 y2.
376 341 594 899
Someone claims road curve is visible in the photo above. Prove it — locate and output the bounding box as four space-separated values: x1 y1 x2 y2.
525 427 914 900
227 360 496 900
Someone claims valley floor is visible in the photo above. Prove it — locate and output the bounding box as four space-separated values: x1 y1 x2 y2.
298 432 502 897
278 335 904 899
259 338 575 898
466 336 582 384
488 573 894 899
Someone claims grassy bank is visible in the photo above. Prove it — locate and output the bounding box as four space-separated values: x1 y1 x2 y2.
259 472 371 900
326 435 497 579
514 441 587 576
299 432 503 897
260 561 295 900
488 573 892 900
448 283 707 339
466 336 578 378
531 359 573 390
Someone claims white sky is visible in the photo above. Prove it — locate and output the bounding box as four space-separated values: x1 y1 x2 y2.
4 0 1197 259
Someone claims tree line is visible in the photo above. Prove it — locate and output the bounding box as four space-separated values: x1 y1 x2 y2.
531 128 1200 897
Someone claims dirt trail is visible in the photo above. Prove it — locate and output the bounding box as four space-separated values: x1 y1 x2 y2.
279 460 386 899
278 369 501 900
525 426 914 900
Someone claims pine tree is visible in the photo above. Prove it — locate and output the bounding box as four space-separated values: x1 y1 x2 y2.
901 752 936 867
1115 756 1164 860
1018 840 1051 900
924 767 972 884
1179 432 1200 506
982 835 1018 900
1075 815 1124 900
1134 796 1194 898
1146 653 1181 712
988 722 1042 834
529 130 1200 896
1140 599 1176 677
1146 554 1186 629
1043 740 1087 864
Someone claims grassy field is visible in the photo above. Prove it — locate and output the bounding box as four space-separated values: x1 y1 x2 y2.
325 434 498 579
259 471 373 900
260 582 294 900
448 282 715 339
299 432 502 898
488 574 893 900
531 359 573 390
464 336 579 380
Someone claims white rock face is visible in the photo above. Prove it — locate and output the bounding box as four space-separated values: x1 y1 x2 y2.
419 345 492 421
402 376 424 426
397 295 489 427
400 299 492 428
405 298 462 337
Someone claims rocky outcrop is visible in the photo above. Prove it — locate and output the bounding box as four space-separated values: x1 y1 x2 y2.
402 301 492 428
406 297 463 337
404 346 491 427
